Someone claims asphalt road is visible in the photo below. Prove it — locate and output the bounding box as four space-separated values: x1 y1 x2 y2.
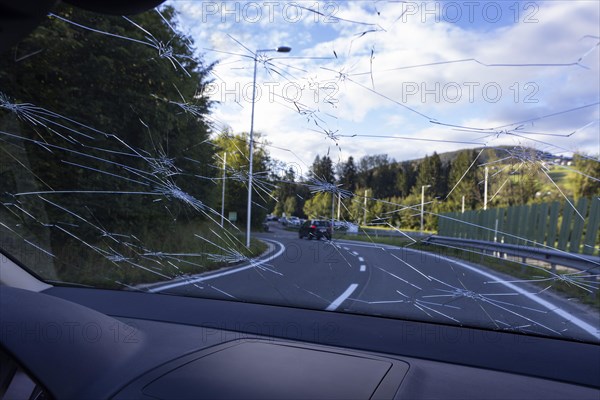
149 222 600 342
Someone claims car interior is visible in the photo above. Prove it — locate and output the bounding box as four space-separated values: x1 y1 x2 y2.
2 252 600 399
1 1 599 399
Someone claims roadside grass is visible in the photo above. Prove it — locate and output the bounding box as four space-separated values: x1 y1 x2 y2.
40 221 267 289
545 165 577 195
335 233 600 310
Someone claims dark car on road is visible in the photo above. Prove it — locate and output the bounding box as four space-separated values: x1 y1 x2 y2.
298 220 332 240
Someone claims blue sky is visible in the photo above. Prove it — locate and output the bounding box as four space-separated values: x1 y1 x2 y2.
170 0 599 172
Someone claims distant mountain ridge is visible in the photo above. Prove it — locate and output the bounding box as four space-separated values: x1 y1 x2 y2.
398 146 566 167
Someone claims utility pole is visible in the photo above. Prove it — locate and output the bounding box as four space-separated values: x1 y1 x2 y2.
421 184 431 233
484 166 489 211
363 189 368 225
220 152 227 227
330 191 335 236
461 195 465 214
337 193 341 220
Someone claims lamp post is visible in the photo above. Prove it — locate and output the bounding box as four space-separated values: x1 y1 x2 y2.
483 166 489 211
220 152 227 227
246 46 291 248
421 184 431 233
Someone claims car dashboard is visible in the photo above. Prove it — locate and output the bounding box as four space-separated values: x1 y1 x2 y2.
1 284 599 400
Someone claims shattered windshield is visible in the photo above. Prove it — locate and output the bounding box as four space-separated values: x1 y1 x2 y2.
1 0 599 343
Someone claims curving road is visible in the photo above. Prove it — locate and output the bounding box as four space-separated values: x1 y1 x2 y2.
149 222 600 342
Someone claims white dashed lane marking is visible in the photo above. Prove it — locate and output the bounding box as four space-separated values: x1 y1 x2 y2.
326 283 359 311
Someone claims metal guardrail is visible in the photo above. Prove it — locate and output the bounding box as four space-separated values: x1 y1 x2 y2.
342 228 429 240
424 235 600 272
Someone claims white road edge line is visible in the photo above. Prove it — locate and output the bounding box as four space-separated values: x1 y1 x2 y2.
336 240 600 339
335 241 391 250
403 248 600 340
360 265 366 272
147 239 286 293
326 283 359 311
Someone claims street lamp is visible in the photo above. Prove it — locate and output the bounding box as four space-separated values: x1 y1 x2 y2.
420 184 431 233
246 46 291 248
220 152 227 227
483 166 489 211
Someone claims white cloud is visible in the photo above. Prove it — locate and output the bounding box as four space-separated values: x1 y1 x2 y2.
170 0 600 166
